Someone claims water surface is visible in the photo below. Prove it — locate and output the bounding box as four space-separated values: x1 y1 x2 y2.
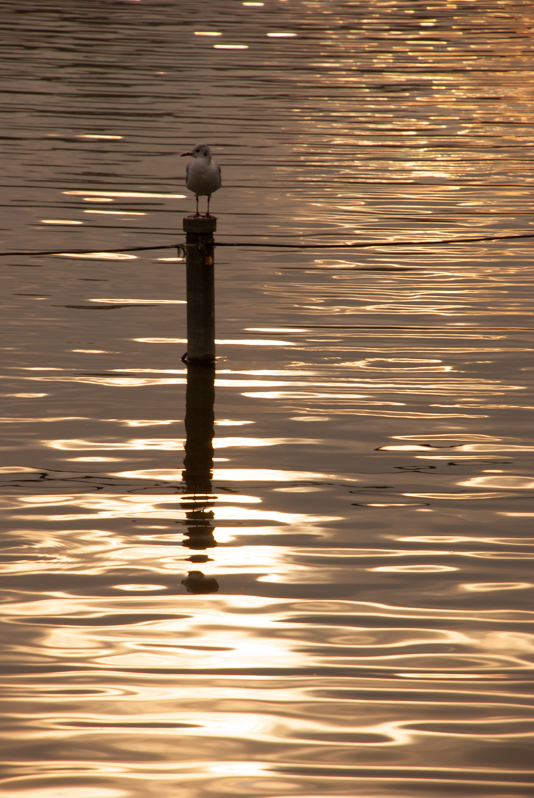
1 1 533 796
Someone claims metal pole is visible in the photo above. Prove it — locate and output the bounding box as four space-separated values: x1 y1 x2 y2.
182 216 216 364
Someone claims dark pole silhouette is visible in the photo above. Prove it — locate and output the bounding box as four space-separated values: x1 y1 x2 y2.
180 215 219 592
182 216 216 365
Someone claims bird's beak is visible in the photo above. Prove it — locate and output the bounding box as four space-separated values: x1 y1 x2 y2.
181 151 192 157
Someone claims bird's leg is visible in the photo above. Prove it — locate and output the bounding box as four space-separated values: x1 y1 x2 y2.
195 195 200 217
205 194 213 218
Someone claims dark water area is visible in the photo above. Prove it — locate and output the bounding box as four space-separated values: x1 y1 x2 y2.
1 1 534 796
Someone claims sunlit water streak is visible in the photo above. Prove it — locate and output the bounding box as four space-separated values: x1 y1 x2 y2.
1 1 534 796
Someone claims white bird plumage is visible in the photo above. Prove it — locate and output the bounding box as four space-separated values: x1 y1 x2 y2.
181 143 221 217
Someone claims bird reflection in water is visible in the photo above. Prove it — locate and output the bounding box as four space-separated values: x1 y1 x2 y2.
181 362 219 593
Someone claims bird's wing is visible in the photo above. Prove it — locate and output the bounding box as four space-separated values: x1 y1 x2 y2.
217 162 222 186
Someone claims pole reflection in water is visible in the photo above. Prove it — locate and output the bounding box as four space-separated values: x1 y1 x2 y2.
181 362 219 593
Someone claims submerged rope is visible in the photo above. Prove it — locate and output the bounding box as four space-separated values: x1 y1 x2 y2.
0 230 533 259
215 231 534 249
0 244 177 257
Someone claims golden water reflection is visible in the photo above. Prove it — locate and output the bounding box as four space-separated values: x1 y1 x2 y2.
2 0 534 795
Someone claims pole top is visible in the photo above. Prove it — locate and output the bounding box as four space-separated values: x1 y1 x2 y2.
183 216 217 234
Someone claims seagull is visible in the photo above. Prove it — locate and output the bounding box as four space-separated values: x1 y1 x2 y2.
181 143 221 217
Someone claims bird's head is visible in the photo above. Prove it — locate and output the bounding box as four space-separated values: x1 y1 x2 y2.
181 143 212 160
